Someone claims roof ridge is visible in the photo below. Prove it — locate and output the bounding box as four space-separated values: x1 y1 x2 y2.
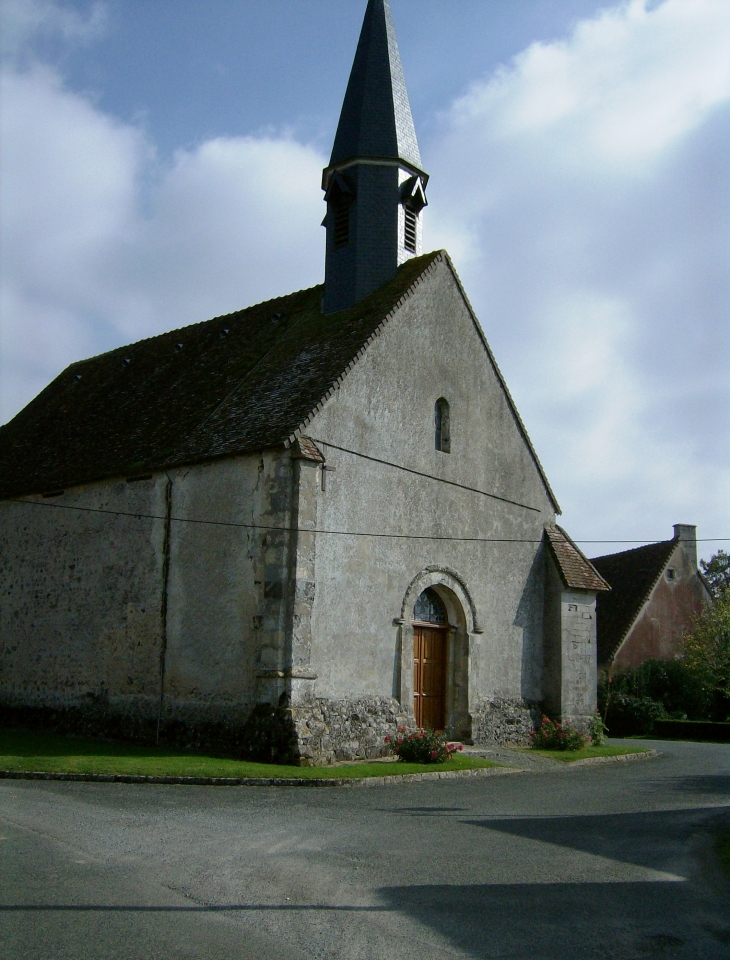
590 538 674 564
69 283 324 369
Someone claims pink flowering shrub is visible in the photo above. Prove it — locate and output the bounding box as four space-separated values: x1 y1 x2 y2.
384 727 464 764
530 716 586 751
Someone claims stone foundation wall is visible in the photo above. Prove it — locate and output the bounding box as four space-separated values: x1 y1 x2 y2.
470 698 541 746
290 696 414 765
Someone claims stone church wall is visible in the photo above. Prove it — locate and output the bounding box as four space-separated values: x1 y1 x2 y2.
0 451 299 751
0 478 168 730
543 551 598 730
302 258 556 748
1 258 569 760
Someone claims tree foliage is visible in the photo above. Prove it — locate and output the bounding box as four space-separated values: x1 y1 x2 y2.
701 549 730 600
599 657 711 723
683 593 730 700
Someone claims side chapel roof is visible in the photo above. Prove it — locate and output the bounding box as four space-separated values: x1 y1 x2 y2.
590 539 678 664
545 525 610 593
0 251 559 510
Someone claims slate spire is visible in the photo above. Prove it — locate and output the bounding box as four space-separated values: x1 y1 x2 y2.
329 0 421 170
322 0 428 314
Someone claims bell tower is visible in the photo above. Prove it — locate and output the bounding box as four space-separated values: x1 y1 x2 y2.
322 0 429 314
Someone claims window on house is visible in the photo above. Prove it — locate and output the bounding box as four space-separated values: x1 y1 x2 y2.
414 587 448 624
334 205 350 248
666 568 677 582
435 398 450 453
404 207 417 252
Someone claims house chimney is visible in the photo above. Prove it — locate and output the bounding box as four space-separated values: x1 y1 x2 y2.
673 524 698 570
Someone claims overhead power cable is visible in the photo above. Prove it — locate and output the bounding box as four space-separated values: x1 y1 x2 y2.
4 497 728 545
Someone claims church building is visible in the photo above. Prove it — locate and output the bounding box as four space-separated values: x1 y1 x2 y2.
0 0 609 763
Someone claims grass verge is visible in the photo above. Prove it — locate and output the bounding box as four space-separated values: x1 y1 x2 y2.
524 744 650 763
0 730 497 779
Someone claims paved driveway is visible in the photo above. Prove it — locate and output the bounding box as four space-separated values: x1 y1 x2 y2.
2 740 729 960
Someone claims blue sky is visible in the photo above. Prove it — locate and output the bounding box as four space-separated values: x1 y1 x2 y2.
1 0 729 556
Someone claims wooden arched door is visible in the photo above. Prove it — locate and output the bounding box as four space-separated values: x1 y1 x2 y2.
413 588 449 730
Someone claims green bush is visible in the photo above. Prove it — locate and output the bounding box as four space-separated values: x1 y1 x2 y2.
530 717 587 751
588 710 608 746
602 693 666 736
598 658 716 733
385 727 463 763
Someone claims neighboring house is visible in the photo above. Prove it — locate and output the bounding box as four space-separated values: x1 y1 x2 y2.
0 0 609 762
590 525 712 674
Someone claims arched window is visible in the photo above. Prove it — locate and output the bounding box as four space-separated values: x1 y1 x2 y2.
435 398 450 453
414 587 448 624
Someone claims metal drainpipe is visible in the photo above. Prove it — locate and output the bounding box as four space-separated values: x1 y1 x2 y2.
156 474 173 744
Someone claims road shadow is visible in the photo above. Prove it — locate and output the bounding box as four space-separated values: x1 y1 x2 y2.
463 807 715 872
376 879 730 960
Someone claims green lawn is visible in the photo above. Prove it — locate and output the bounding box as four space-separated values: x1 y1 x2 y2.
0 730 497 780
525 744 651 763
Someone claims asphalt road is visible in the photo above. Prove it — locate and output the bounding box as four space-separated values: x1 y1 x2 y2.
1 740 729 960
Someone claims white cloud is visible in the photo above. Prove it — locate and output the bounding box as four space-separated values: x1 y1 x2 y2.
0 62 325 420
425 0 730 552
1 0 107 63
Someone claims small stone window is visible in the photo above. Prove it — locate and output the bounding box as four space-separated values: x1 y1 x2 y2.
435 398 450 453
414 587 448 624
666 567 677 582
404 207 418 252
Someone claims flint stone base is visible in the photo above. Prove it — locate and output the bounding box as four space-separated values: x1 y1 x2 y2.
290 696 414 766
470 698 541 746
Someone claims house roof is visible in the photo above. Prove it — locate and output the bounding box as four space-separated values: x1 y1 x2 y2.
545 525 610 593
590 539 677 664
0 250 560 512
328 0 422 172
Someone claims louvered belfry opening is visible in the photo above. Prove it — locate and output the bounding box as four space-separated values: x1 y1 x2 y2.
404 207 417 253
334 204 350 248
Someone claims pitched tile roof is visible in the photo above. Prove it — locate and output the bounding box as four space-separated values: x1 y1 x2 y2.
0 249 560 513
590 539 677 664
0 252 439 498
545 525 611 593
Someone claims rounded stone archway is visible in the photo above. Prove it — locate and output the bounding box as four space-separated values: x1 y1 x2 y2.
395 567 481 740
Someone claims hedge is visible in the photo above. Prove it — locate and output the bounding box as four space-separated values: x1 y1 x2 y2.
652 720 730 743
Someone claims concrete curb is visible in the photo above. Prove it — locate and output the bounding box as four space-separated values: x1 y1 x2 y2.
0 764 521 788
564 748 659 767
